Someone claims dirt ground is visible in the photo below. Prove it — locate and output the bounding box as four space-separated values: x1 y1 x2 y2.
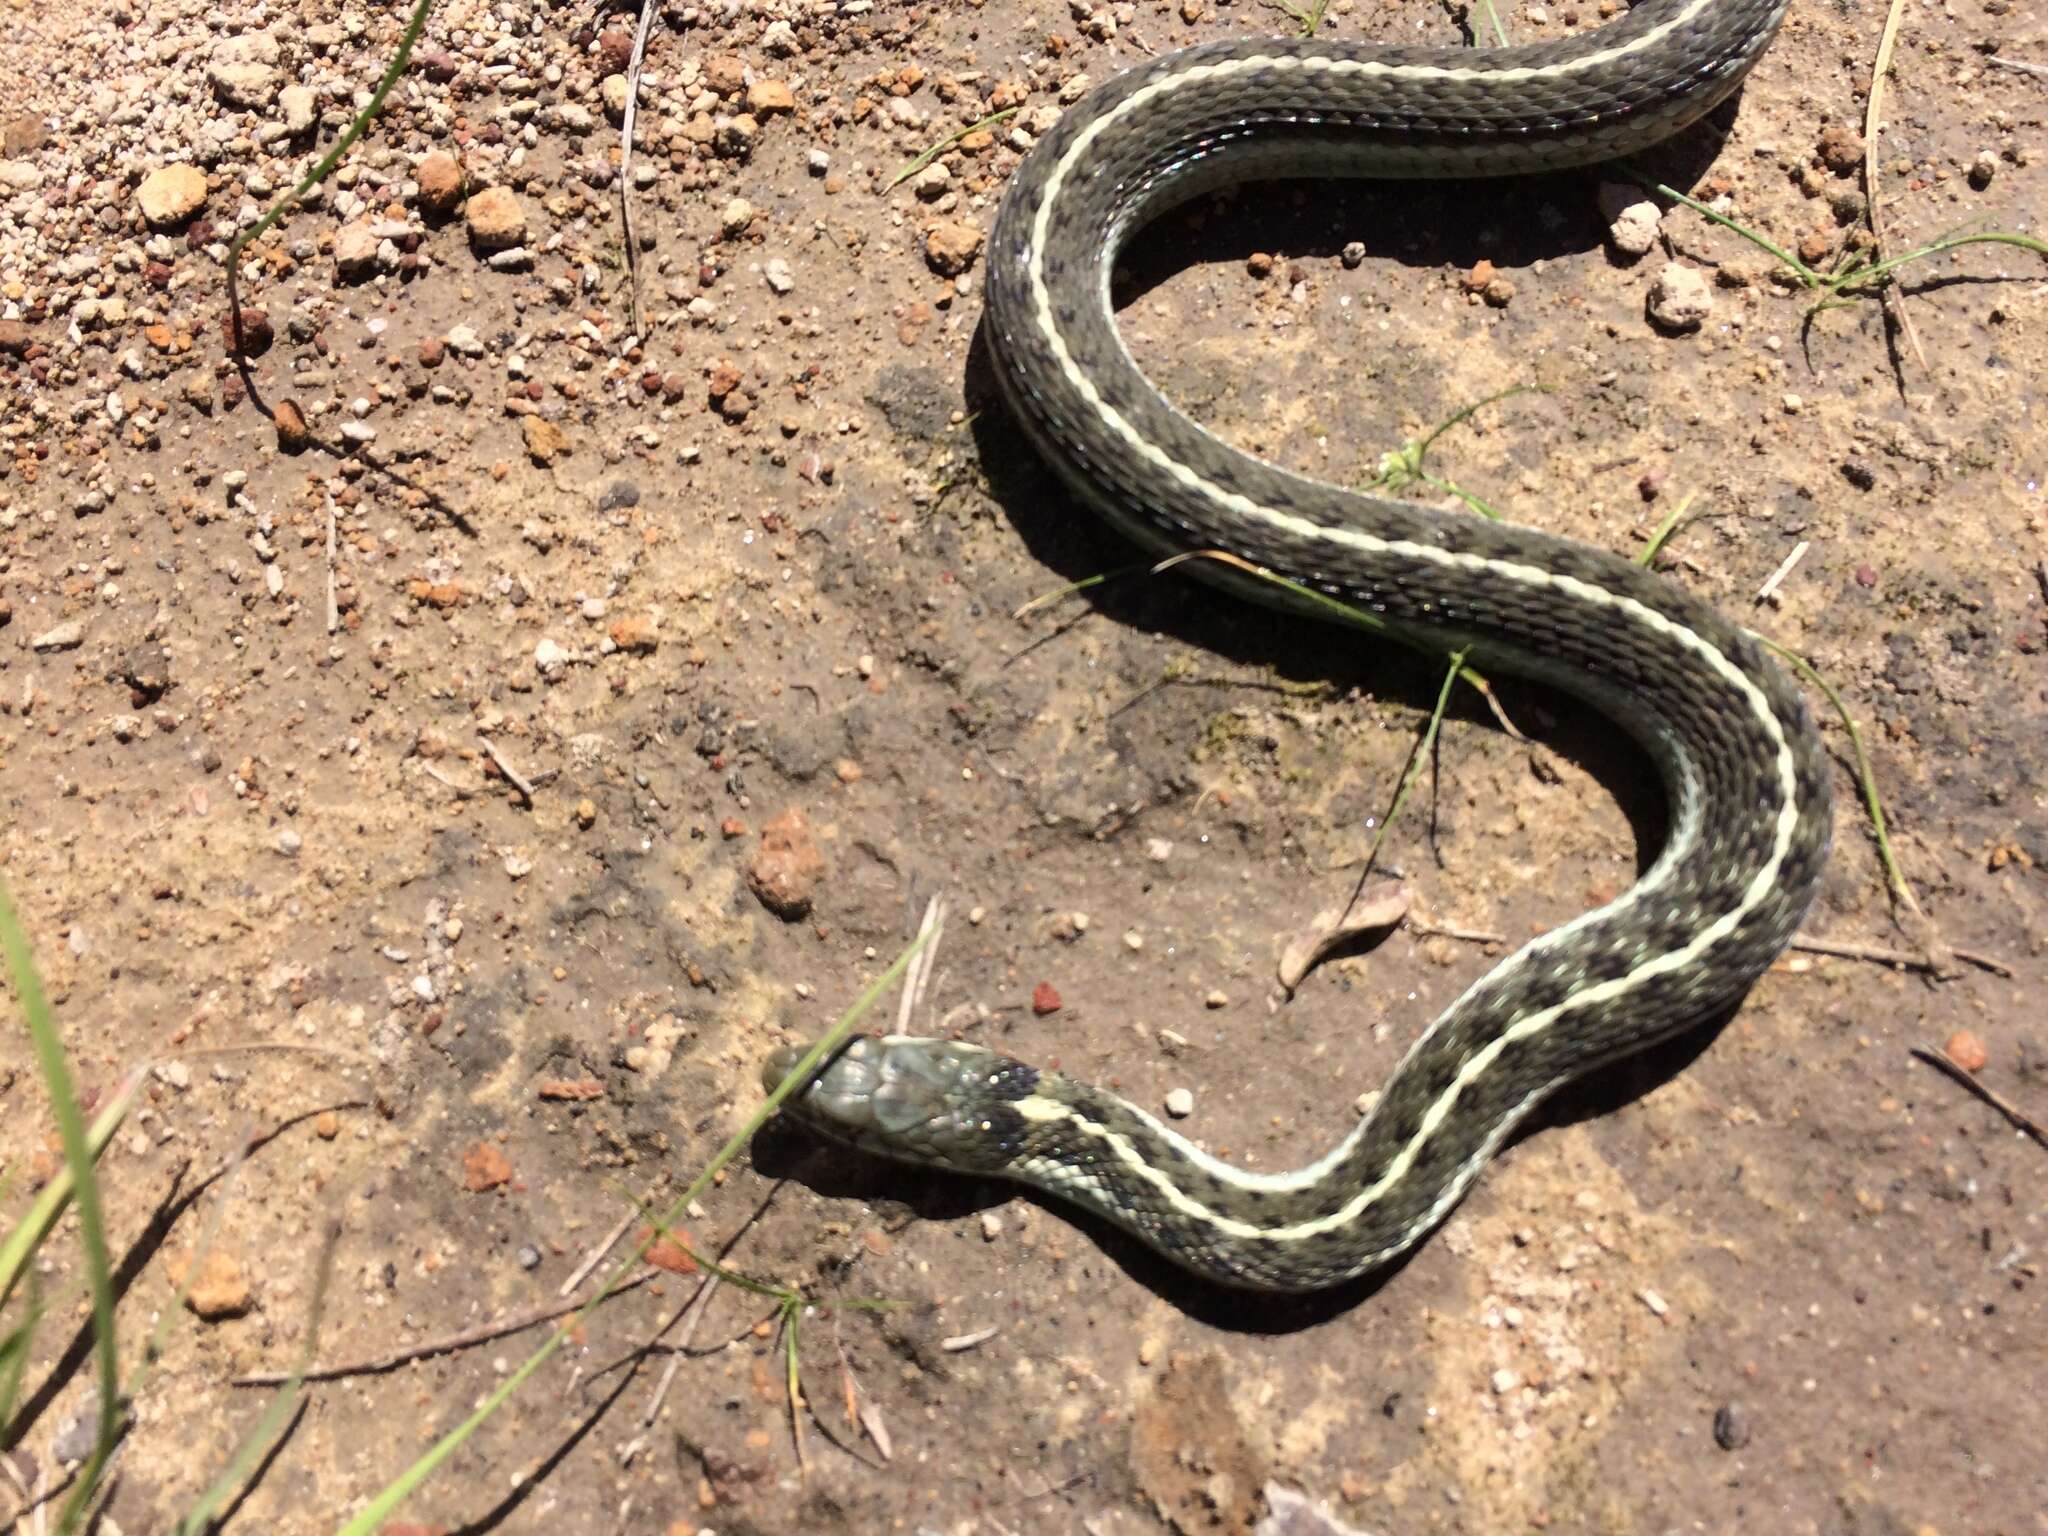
2 0 2045 1531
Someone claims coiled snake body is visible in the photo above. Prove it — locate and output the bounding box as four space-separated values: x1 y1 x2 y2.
765 0 1833 1292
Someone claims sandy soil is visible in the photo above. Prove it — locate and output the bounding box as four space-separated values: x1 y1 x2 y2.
2 0 2044 1532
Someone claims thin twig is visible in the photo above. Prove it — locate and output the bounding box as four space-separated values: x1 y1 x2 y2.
230 1271 658 1386
894 896 946 1037
639 1274 722 1429
1986 55 2048 80
325 498 340 635
616 0 664 337
560 1204 639 1298
1788 933 2010 978
1862 0 1928 372
1909 1047 2048 1149
478 733 542 802
1753 540 1809 605
1406 918 1507 946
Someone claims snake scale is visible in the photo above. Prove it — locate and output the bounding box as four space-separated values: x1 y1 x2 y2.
764 0 1833 1292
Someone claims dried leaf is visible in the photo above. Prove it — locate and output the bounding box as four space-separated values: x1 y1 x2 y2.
1276 882 1411 994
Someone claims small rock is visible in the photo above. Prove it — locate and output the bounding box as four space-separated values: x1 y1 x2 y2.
1840 458 1876 491
608 615 658 653
209 60 282 111
924 219 983 276
417 150 465 217
221 306 273 356
461 1140 514 1192
1164 1087 1194 1118
171 1251 255 1320
137 163 208 228
1031 981 1062 1016
0 317 31 356
274 398 311 453
445 323 484 357
32 620 84 652
1340 240 1366 268
703 53 747 95
600 73 633 122
746 79 794 116
1967 149 1997 189
746 807 827 919
1645 262 1712 332
333 218 380 280
52 1398 99 1465
533 637 569 677
1598 182 1662 256
763 256 794 294
276 828 302 857
465 184 528 250
521 415 569 464
279 83 317 135
595 27 635 75
1713 1403 1752 1450
1944 1029 1989 1073
714 114 760 159
1817 123 1864 176
3 113 47 156
1491 1368 1520 1394
720 195 755 236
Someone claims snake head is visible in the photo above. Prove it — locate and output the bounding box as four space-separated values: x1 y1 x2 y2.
763 1034 1042 1175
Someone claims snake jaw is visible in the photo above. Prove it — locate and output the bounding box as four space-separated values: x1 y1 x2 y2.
764 1036 1036 1173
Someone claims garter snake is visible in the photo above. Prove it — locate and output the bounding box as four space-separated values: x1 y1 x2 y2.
764 0 1832 1292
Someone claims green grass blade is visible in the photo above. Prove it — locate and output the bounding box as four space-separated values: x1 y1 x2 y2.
224 0 436 357
0 1071 138 1318
0 878 126 1530
886 109 1017 192
1 1277 43 1427
334 929 932 1536
171 1228 338 1536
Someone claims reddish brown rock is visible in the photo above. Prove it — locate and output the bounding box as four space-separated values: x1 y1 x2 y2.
417 150 465 218
169 1250 255 1320
746 808 825 919
924 220 983 277
462 1140 513 1192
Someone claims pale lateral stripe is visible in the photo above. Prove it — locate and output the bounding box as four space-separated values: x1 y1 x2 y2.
1008 4 1804 1246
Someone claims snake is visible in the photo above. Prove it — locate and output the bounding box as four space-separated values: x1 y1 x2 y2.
762 0 1833 1292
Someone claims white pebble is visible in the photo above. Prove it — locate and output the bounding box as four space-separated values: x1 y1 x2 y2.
1163 1087 1194 1118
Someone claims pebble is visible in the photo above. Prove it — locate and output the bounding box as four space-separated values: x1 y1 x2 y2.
417 150 465 216
465 184 528 250
924 220 983 277
279 83 316 136
1491 1368 1519 1395
52 1398 99 1465
1645 262 1712 331
1031 981 1062 1015
277 828 302 856
746 807 827 919
1943 1029 1989 1073
1598 182 1662 257
763 257 794 294
32 620 85 652
1163 1087 1194 1118
1713 1402 1752 1450
136 163 208 227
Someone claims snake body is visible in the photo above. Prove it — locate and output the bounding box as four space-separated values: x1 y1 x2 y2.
765 0 1832 1291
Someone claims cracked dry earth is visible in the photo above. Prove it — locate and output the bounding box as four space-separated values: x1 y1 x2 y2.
1 0 2045 1532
